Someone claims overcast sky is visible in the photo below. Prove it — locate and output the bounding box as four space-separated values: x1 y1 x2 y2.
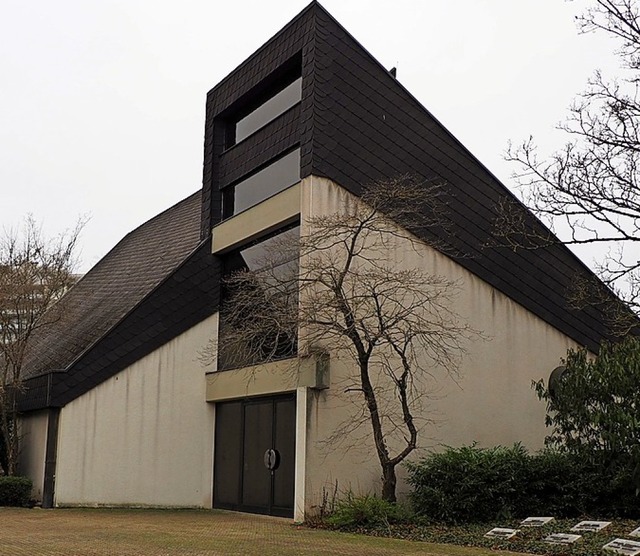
0 0 622 272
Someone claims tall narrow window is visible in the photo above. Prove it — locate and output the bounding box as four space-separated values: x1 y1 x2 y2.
218 226 300 371
222 148 300 219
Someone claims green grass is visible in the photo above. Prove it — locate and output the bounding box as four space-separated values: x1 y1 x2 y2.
0 507 525 556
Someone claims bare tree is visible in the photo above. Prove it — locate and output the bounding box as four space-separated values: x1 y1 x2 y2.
214 177 476 502
500 0 640 318
0 216 83 475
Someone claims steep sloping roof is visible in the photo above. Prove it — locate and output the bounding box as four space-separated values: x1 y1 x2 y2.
306 4 615 351
201 1 621 353
22 192 202 379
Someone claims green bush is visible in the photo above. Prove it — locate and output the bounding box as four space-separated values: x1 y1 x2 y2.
0 476 32 507
326 493 412 528
534 337 640 500
407 445 640 523
406 443 531 523
534 338 640 461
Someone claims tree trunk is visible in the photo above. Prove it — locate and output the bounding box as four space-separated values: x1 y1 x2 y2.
7 427 18 476
1 391 20 476
381 464 397 503
358 359 398 502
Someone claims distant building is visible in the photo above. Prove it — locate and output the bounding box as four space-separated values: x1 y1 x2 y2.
18 2 617 520
0 264 79 345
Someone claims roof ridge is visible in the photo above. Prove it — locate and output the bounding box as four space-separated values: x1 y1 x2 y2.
73 191 201 284
59 237 211 376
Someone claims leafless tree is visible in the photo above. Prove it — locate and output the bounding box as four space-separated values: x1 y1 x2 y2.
214 177 476 502
0 216 83 475
500 0 640 320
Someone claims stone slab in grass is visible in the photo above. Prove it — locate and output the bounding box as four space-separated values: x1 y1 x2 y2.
629 526 640 538
520 517 554 527
543 533 582 545
603 538 640 555
484 527 518 539
571 520 612 532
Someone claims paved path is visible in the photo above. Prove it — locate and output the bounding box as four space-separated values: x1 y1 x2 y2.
0 507 521 555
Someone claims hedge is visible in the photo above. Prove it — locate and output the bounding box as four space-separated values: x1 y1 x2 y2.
406 444 640 523
0 476 33 507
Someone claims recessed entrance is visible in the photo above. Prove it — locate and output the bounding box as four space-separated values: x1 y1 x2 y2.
213 393 296 517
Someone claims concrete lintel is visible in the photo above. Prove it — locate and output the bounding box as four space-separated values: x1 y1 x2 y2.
212 182 301 254
205 353 329 402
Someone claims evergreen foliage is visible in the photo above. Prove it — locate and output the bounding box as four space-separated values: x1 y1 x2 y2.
0 476 32 507
534 336 640 495
407 444 640 523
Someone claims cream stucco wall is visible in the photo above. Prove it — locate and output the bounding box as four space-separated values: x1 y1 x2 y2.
299 176 580 512
49 175 587 515
18 409 49 501
54 314 217 507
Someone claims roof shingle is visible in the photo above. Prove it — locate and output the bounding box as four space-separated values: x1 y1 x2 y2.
22 191 202 379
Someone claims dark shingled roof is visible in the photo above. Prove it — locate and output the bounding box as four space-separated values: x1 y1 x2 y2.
22 191 202 379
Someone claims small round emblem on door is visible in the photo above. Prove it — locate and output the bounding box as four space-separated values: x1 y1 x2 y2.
263 449 280 470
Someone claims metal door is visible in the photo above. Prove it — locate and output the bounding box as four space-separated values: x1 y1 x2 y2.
213 394 295 517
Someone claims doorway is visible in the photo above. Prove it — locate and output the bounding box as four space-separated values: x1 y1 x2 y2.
213 393 296 517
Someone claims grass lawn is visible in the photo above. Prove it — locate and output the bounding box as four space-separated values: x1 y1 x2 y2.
0 507 526 556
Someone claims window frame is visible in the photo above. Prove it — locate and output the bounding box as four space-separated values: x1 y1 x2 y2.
221 147 301 220
226 77 302 149
224 56 302 150
217 223 301 371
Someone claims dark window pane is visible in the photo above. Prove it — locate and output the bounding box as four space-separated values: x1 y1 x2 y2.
227 226 299 274
222 188 234 220
235 77 302 144
225 149 300 218
218 226 300 371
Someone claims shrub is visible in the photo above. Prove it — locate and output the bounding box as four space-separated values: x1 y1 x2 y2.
326 493 412 528
530 336 640 517
407 445 640 523
535 337 640 479
523 449 585 516
406 443 531 523
0 476 32 507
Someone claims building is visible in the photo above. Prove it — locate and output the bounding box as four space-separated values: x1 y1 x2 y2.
0 265 80 346
18 2 616 520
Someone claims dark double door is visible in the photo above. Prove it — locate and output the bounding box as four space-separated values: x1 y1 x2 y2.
213 394 296 517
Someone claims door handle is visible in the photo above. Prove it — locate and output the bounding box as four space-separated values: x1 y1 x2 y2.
263 448 280 471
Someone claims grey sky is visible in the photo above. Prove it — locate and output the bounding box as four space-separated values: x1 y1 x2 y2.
0 0 621 272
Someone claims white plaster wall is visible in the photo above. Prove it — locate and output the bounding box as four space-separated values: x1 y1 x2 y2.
18 409 49 501
55 313 217 507
300 177 580 511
